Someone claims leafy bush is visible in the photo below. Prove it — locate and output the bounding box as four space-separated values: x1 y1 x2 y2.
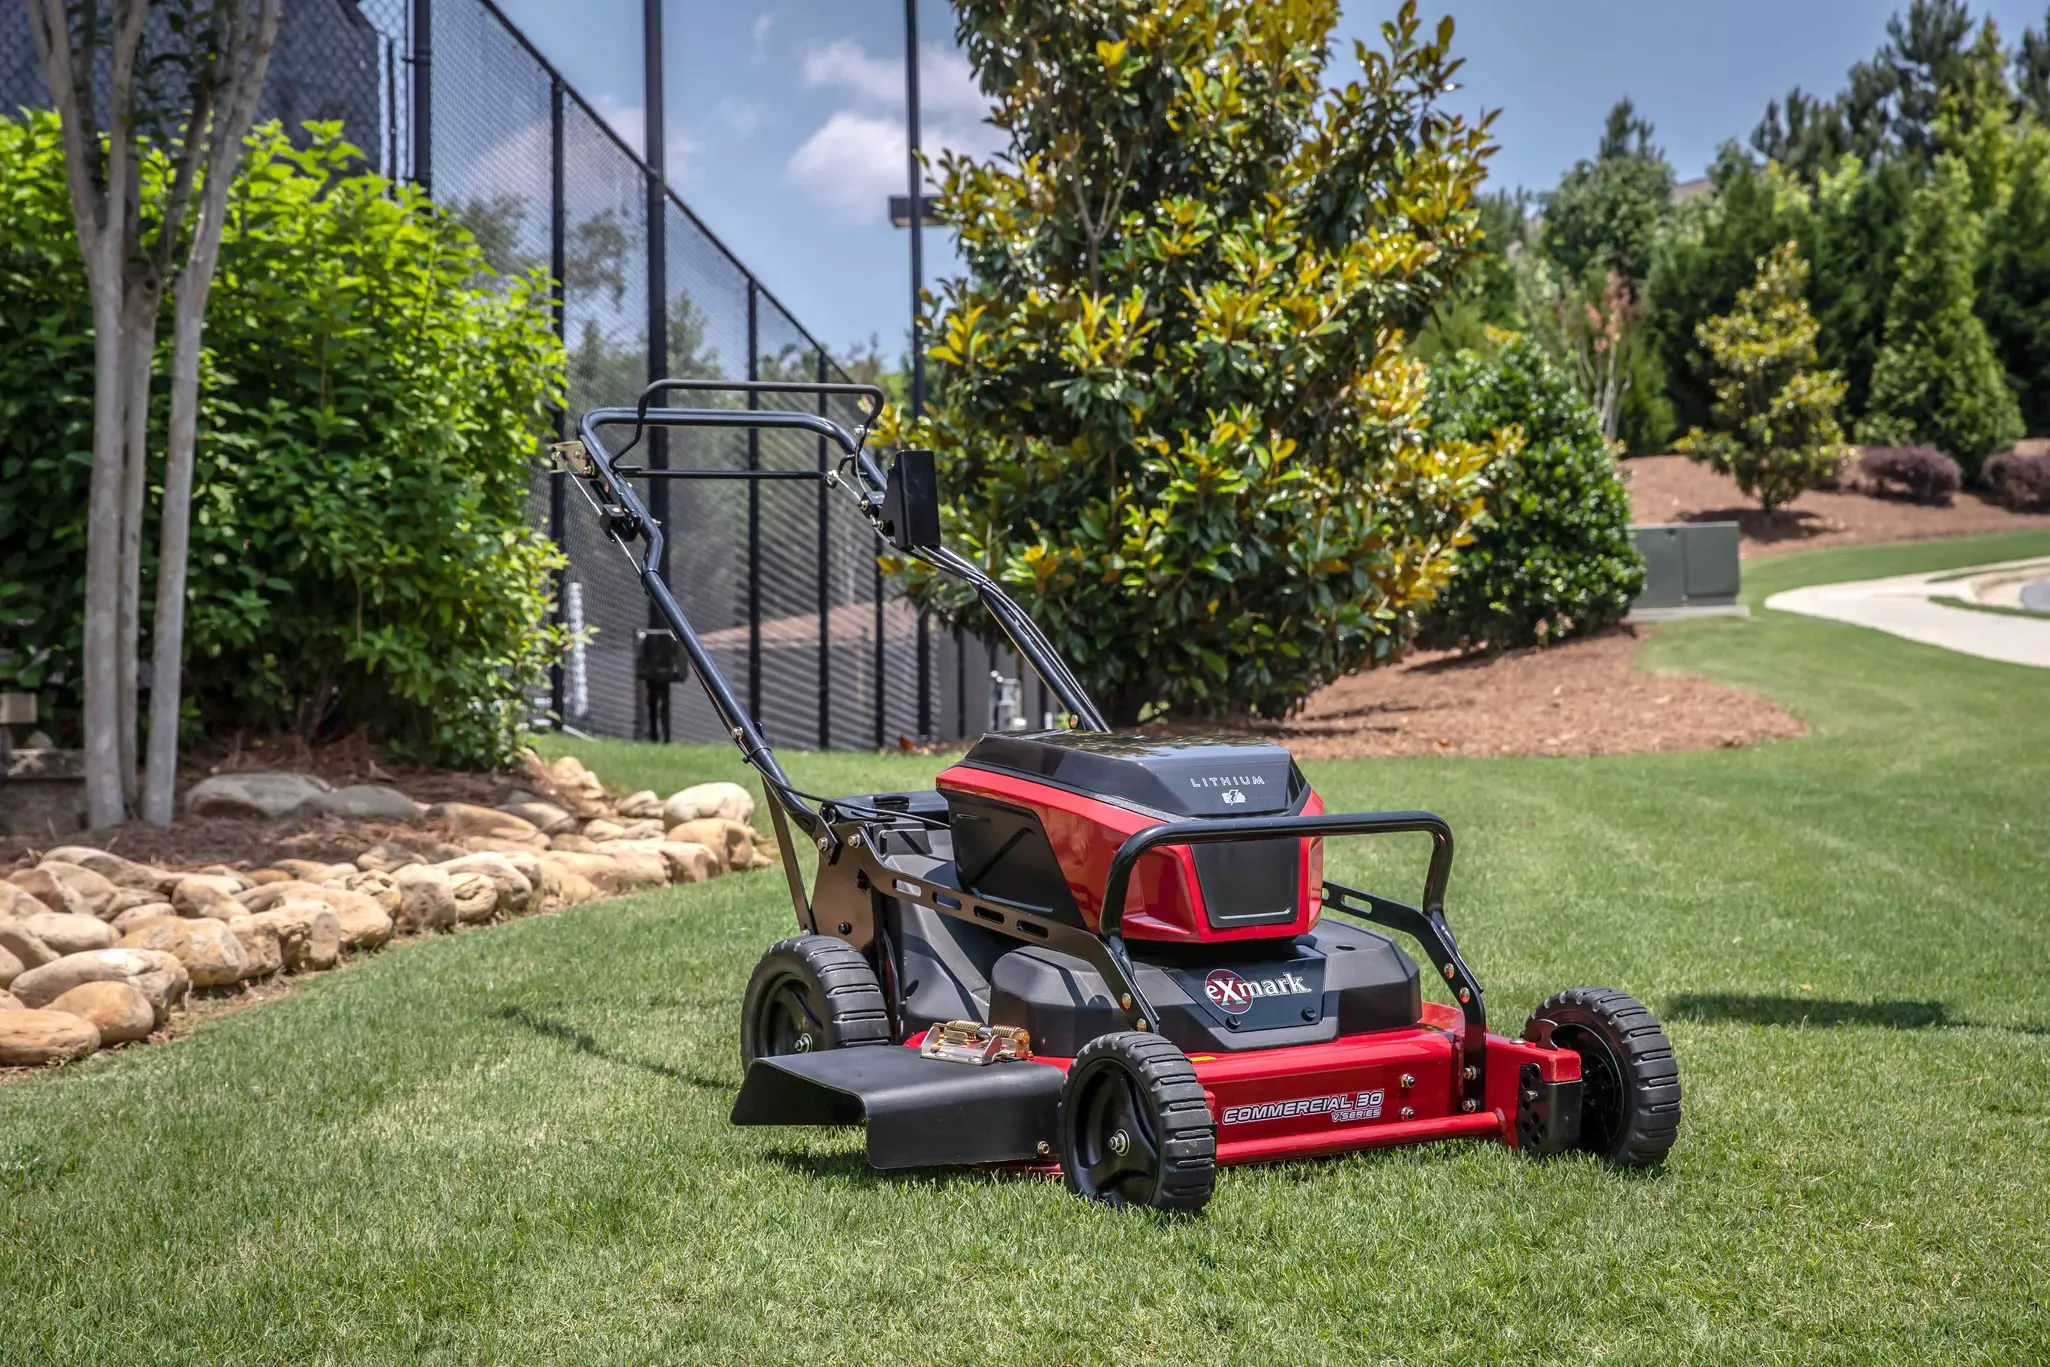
1856 157 2024 475
1983 449 2050 510
1678 243 1853 512
0 115 564 767
1858 445 1962 504
881 2 1507 724
1419 338 1643 652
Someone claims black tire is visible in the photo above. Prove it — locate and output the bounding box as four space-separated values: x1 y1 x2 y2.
1524 988 1682 1168
1057 1032 1216 1213
741 935 892 1069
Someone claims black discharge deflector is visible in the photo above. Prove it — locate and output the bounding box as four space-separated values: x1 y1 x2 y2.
731 1047 1064 1168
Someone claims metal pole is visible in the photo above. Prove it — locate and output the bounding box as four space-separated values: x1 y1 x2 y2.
409 0 431 194
548 75 568 727
747 283 763 726
644 0 670 638
904 1 932 739
816 348 832 750
874 555 886 749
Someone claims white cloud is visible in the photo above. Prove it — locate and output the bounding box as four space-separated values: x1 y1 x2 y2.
785 36 999 220
783 108 1004 223
751 13 775 63
716 97 762 139
799 38 987 119
589 93 705 179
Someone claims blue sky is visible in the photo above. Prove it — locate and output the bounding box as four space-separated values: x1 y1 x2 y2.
491 0 2050 358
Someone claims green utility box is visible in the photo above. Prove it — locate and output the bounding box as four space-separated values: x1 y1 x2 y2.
1630 522 1740 611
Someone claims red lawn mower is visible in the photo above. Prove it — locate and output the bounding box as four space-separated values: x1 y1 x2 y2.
559 379 1682 1213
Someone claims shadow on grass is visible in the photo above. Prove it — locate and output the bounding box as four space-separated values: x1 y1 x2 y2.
493 1004 732 1090
761 1147 1041 1190
1670 994 2050 1036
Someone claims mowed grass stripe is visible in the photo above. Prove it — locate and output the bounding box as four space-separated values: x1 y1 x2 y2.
3 530 2048 1364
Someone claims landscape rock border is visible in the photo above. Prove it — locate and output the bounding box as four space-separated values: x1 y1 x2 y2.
0 754 771 1074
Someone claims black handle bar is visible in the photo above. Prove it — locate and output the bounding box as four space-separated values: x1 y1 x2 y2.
1098 810 1455 941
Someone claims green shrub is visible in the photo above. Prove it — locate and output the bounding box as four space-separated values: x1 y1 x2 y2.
0 114 564 768
880 1 1507 724
1419 338 1643 652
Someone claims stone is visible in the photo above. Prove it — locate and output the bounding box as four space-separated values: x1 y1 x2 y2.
548 754 590 784
619 818 667 841
439 854 534 916
304 784 424 822
645 840 718 884
0 922 58 972
665 818 758 872
544 849 667 896
32 860 121 918
7 867 88 917
0 945 20 989
329 870 400 914
548 833 602 854
272 859 346 882
0 990 19 1011
391 864 457 933
661 781 756 827
183 771 331 819
496 799 575 834
0 881 49 920
458 832 551 855
193 865 252 889
9 948 190 1023
171 875 243 920
226 915 284 977
252 903 341 973
110 903 177 937
42 846 176 895
248 868 296 886
356 841 424 874
425 802 539 839
615 789 664 819
330 896 393 951
423 842 469 862
448 871 499 924
103 887 163 918
22 911 117 956
46 980 154 1045
117 916 252 987
582 818 627 842
0 1009 99 1064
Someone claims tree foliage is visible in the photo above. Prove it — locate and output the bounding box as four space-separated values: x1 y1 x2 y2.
1678 243 1853 511
1419 338 1642 653
1857 157 2024 470
1977 121 2050 433
0 115 566 767
1540 99 1675 287
881 0 1507 724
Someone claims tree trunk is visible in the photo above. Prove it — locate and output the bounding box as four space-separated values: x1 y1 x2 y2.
116 281 160 803
141 283 207 827
82 273 129 828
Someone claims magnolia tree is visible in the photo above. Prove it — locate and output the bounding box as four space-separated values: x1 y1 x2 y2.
882 0 1509 724
25 0 280 825
1678 242 1852 512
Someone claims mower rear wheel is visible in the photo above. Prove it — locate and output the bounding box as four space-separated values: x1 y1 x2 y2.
741 935 892 1069
1057 1032 1216 1213
1524 988 1681 1168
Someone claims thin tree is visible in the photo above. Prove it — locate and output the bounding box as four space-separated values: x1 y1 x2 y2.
27 0 282 826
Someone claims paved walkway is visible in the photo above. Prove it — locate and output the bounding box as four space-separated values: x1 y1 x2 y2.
1764 557 2050 669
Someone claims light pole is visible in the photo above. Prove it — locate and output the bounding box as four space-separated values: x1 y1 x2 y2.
902 0 925 418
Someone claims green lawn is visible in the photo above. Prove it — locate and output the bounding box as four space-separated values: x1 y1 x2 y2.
6 532 2050 1365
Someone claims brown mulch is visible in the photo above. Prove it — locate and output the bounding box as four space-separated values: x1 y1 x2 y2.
1624 453 2050 556
0 733 579 873
1265 626 1805 760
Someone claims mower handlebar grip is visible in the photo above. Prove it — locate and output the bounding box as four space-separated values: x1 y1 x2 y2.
1097 810 1454 941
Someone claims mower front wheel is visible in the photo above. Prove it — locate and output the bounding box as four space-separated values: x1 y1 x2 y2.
740 935 892 1069
1523 988 1682 1168
1057 1032 1216 1213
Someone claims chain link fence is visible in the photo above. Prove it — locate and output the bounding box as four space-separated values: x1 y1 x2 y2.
1 0 1024 752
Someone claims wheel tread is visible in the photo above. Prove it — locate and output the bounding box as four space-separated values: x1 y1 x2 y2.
1523 987 1683 1169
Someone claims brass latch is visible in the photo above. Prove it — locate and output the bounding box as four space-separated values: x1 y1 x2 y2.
921 1021 1032 1065
549 440 596 477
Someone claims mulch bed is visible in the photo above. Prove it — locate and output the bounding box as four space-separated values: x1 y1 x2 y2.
1624 453 2050 555
1264 627 1806 760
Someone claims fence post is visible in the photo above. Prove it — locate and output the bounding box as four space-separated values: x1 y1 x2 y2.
816 348 831 749
746 282 763 726
643 0 670 676
873 554 885 749
409 0 431 194
548 75 567 728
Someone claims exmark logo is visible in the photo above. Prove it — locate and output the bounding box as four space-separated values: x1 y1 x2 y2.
1202 968 1312 1015
1221 1090 1386 1126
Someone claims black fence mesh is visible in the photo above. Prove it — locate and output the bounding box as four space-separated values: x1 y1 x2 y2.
0 0 1006 751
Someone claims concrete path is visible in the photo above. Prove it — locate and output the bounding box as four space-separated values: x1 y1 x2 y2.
1764 557 2050 669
